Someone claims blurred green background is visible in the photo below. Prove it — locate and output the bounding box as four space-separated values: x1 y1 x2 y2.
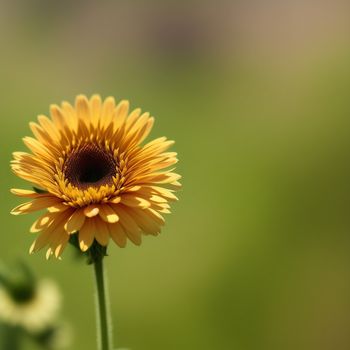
1 1 350 349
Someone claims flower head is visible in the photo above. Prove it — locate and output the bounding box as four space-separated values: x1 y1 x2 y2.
0 278 61 333
11 95 180 258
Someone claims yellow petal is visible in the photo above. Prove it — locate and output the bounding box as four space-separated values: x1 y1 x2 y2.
101 96 115 129
128 208 161 236
138 117 154 144
45 248 53 260
79 219 95 251
94 218 110 246
121 195 151 209
90 94 102 129
11 197 63 215
29 122 52 146
109 196 121 204
23 136 54 161
30 212 56 233
10 188 43 198
115 100 129 119
143 208 165 226
29 230 52 254
113 206 142 245
30 211 71 254
168 181 182 189
141 172 181 184
124 185 141 192
47 202 69 213
149 195 168 203
122 224 142 245
84 205 100 218
150 186 178 201
37 115 61 143
75 95 90 121
135 186 178 201
50 104 66 130
61 101 78 133
53 232 70 258
65 209 86 234
99 205 119 223
108 223 127 248
125 108 141 129
54 238 69 258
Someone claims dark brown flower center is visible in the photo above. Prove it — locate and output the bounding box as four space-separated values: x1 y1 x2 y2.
64 144 117 189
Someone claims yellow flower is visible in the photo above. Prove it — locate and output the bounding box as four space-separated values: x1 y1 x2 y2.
11 95 180 259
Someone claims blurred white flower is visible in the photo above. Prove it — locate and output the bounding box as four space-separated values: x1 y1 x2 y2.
0 279 61 333
48 322 72 350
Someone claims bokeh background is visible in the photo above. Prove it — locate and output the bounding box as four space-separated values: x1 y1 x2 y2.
1 0 350 349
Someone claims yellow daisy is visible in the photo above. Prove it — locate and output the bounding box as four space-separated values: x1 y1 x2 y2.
11 95 180 259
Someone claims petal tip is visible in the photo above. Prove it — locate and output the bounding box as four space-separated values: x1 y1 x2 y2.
79 242 89 252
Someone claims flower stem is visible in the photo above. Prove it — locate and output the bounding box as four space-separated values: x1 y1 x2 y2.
93 256 113 350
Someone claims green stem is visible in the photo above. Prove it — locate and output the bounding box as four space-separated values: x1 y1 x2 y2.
93 257 113 350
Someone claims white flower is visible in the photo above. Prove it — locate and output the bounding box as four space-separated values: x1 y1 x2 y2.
47 322 73 350
0 279 61 332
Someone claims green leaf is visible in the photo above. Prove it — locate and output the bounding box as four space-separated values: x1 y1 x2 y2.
33 187 48 194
